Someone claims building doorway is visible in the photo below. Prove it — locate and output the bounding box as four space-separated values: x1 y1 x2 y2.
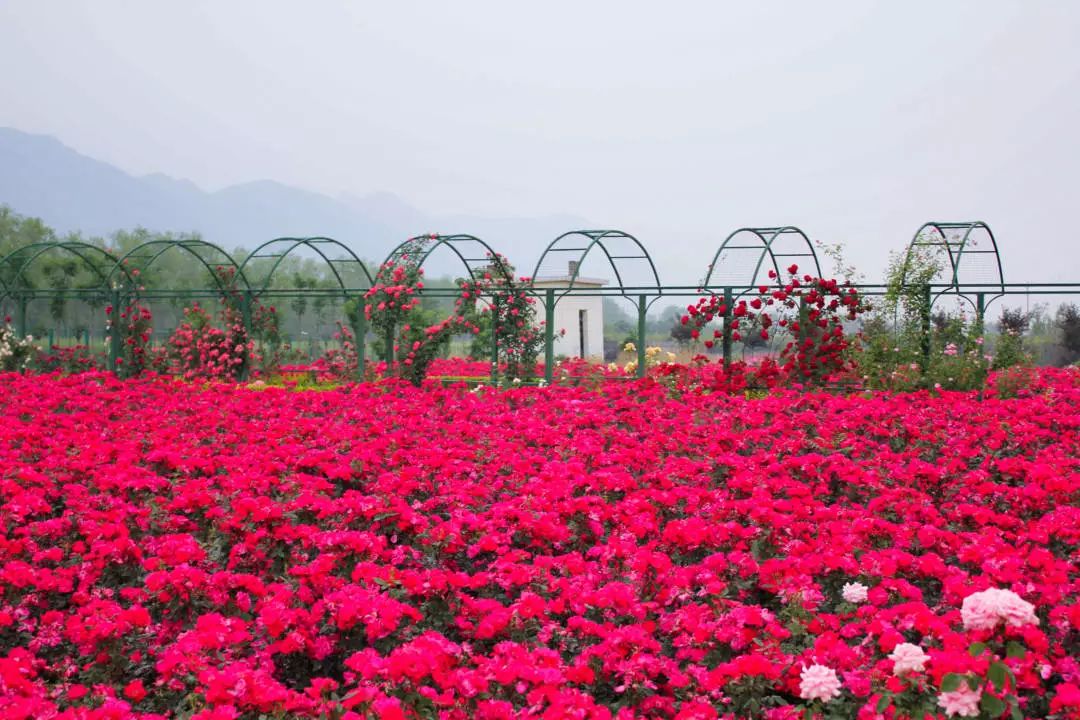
578 309 587 358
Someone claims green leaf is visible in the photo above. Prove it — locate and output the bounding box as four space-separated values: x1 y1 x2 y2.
968 641 987 657
1005 641 1025 659
980 694 1006 716
988 661 1007 692
941 673 964 692
1011 703 1023 720
875 695 891 713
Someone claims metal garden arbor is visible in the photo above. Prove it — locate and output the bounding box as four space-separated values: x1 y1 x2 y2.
0 241 136 352
238 237 374 371
0 236 378 377
896 222 1006 359
702 226 822 290
382 233 515 286
698 227 824 366
530 230 662 380
378 234 515 369
899 221 1005 317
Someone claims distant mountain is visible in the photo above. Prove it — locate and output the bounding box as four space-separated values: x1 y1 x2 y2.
0 127 588 267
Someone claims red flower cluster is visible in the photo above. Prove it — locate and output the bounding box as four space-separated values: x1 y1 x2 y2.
683 268 867 384
0 370 1079 719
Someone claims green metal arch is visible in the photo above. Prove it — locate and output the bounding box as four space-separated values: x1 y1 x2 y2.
529 229 662 304
380 234 516 286
107 238 250 293
237 236 374 296
702 226 822 291
0 240 135 299
900 221 1004 308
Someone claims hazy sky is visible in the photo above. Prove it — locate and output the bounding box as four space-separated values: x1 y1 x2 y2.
2 1 1079 285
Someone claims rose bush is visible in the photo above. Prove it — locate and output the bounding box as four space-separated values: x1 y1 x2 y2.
681 267 868 387
0 368 1078 718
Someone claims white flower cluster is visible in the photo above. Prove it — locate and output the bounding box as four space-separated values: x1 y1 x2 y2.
0 323 37 371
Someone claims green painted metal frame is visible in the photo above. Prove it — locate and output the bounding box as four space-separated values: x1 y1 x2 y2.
901 222 1005 315
0 241 137 340
530 230 663 381
702 226 822 293
529 229 662 303
107 237 251 292
699 227 821 372
0 240 135 297
381 233 515 286
379 233 516 372
8 220 1071 386
238 236 374 295
237 236 375 379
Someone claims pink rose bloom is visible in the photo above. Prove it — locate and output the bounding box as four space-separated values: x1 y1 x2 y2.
938 685 981 717
888 642 930 675
960 588 1039 631
799 664 842 702
842 582 869 604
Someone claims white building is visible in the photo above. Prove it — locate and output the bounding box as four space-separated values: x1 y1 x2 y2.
532 261 607 360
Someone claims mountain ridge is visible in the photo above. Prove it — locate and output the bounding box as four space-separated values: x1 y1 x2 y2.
0 127 588 266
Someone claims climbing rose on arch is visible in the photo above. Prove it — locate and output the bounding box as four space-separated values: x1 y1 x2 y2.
682 266 868 385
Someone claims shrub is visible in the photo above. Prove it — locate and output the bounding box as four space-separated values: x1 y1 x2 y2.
0 318 36 371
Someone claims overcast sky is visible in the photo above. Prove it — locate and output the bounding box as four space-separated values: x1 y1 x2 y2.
2 1 1079 286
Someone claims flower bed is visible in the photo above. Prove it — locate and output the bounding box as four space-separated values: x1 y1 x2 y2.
0 370 1079 719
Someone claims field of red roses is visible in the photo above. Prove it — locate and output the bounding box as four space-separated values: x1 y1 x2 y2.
2 369 1080 720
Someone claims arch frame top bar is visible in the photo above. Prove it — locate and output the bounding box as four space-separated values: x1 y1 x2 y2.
529 229 662 306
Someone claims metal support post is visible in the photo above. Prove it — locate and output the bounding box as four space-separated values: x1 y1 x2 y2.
352 302 367 381
722 287 734 371
543 289 555 384
109 289 122 374
240 291 253 381
636 295 647 379
920 284 932 366
16 295 27 338
490 295 500 384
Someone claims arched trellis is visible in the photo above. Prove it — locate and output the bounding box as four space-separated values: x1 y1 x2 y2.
529 229 663 303
107 237 251 293
0 240 135 297
380 233 515 286
702 226 822 292
900 221 1005 313
375 234 516 367
530 230 663 382
0 241 137 337
697 227 821 371
237 237 375 375
238 236 374 296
